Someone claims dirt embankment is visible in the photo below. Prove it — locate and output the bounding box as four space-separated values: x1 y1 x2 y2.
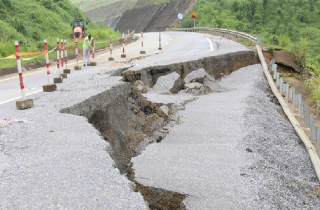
115 0 196 33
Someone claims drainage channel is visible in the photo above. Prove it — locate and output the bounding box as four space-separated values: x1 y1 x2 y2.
60 82 187 210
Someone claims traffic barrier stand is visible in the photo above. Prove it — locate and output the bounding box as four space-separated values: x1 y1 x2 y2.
74 38 82 70
121 33 126 58
14 41 33 110
158 32 162 50
140 32 146 54
54 38 63 83
42 39 57 92
63 39 71 74
60 39 67 78
90 37 97 66
108 36 114 61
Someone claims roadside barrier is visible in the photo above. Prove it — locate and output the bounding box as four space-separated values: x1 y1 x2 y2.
42 39 57 92
92 38 95 59
63 39 71 74
44 39 50 84
90 38 97 66
256 45 320 182
14 41 26 100
14 41 33 110
140 32 146 54
61 39 64 69
108 36 114 61
74 39 82 70
54 38 63 83
158 32 162 50
121 33 126 58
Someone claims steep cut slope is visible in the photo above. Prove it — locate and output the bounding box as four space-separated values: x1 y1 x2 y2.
84 0 137 28
115 0 195 32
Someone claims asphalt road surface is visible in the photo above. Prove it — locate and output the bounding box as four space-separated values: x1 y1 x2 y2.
1 32 318 209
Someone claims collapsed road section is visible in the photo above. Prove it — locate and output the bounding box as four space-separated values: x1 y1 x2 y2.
62 53 319 209
1 40 319 208
60 51 257 209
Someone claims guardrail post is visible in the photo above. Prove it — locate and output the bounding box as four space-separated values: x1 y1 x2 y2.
285 83 289 102
257 36 262 46
305 114 311 127
298 94 302 108
273 65 277 80
279 78 284 95
311 126 317 142
291 88 296 100
276 73 280 87
299 102 306 115
303 103 308 114
317 128 320 154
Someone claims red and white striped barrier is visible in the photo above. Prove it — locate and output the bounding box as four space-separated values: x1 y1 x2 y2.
14 41 26 100
122 33 125 54
109 36 114 61
44 39 50 84
158 32 162 50
64 39 68 69
75 38 78 65
56 38 60 74
141 32 144 49
140 32 146 54
60 39 64 68
121 33 126 58
74 38 82 70
92 38 95 59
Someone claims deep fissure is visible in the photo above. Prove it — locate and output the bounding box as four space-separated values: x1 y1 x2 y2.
61 82 187 210
60 52 258 209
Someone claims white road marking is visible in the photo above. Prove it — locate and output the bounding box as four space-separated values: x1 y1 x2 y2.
0 90 42 105
192 33 214 52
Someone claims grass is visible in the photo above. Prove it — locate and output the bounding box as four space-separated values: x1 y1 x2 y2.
0 0 120 70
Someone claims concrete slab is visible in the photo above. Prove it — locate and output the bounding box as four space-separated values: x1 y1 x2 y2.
16 99 33 110
42 84 57 92
63 69 71 74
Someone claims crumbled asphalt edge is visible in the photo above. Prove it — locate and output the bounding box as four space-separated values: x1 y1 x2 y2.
241 69 320 209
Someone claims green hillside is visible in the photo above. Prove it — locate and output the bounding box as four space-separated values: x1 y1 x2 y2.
181 0 320 63
0 0 120 69
181 0 320 110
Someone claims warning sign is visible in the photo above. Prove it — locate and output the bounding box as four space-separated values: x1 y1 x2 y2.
191 11 198 19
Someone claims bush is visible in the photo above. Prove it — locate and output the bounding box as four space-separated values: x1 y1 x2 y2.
289 38 309 67
278 34 291 48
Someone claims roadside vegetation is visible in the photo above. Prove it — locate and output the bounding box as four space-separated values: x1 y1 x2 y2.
179 0 320 111
0 0 120 69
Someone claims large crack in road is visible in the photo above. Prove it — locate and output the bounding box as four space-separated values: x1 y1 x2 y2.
59 51 258 209
60 82 188 209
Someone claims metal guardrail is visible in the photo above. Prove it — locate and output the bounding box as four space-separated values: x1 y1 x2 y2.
167 27 258 45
